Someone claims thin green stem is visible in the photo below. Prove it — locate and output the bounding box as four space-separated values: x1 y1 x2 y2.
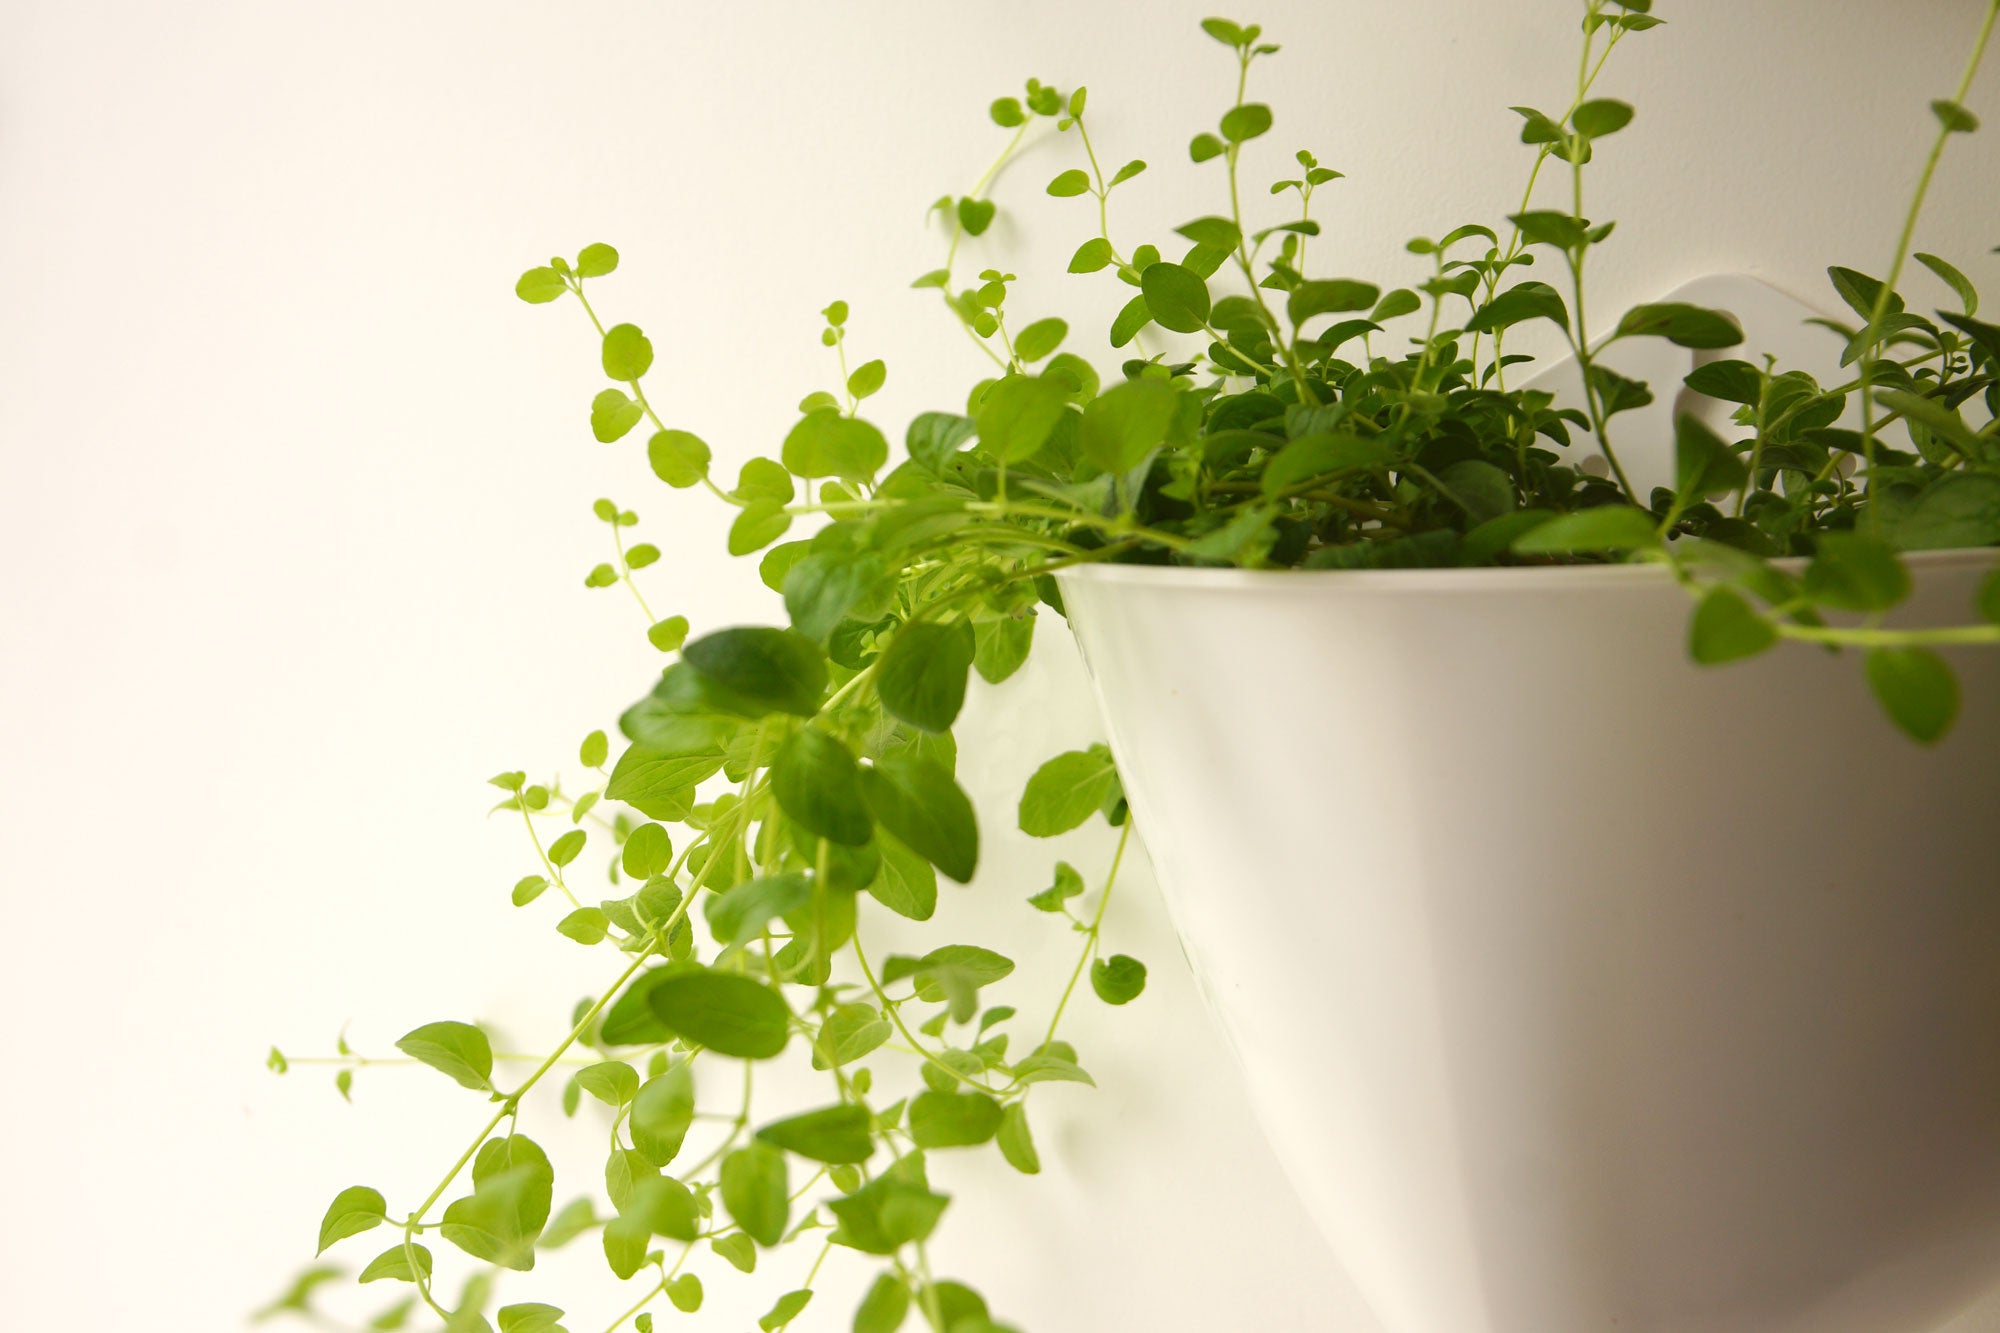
1040 821 1132 1049
517 804 581 909
1855 0 2000 517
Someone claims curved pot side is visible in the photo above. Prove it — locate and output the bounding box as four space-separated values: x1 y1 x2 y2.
1059 556 2000 1333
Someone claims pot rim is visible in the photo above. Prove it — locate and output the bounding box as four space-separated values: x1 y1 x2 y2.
1055 544 2000 594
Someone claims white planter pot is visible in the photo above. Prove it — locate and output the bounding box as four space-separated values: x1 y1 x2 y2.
1059 551 2000 1333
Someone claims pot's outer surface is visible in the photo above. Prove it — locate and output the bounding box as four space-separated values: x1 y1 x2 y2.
1059 553 2000 1333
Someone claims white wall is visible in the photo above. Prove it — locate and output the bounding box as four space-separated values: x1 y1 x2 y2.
4 2 1998 1330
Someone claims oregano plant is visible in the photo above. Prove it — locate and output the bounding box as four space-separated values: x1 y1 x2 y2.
266 3 2000 1330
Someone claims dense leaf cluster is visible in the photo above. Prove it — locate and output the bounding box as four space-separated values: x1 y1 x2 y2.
268 4 2000 1332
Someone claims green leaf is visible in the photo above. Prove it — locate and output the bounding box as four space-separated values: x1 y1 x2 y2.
721 1143 789 1247
496 1304 566 1333
1465 281 1569 335
318 1186 387 1255
760 1290 813 1331
1109 293 1152 347
590 389 644 443
1436 459 1517 525
1684 359 1763 405
1028 860 1085 912
847 359 887 400
1009 1051 1096 1087
705 872 813 947
576 242 618 277
601 1216 647 1280
646 967 792 1059
647 430 711 488
1511 105 1564 144
1867 648 1959 743
907 1092 1003 1149
630 1063 696 1167
1571 98 1634 137
1140 262 1212 333
1110 158 1147 186
683 627 827 718
866 831 939 921
902 945 1016 1023
666 1274 703 1314
784 547 894 643
1286 279 1380 327
728 501 791 556
712 1232 757 1273
541 1197 598 1250
394 1022 493 1092
956 196 996 236
575 1060 638 1108
1175 216 1242 250
1219 102 1272 142
1069 237 1114 274
1803 533 1910 612
1675 414 1748 501
601 324 653 380
1880 473 2000 550
877 621 977 733
1511 506 1661 554
1046 169 1091 197
1829 266 1906 327
1370 288 1421 321
771 731 872 846
827 1157 950 1254
1688 587 1778 665
973 611 1035 685
1260 433 1392 495
1018 744 1118 837
1201 17 1246 45
756 1103 876 1164
783 409 889 482
1932 98 1980 133
604 744 709 821
1014 317 1068 363
1090 954 1147 1004
627 1175 700 1241
1615 302 1744 349
1080 378 1182 473
813 1003 893 1071
854 1272 912 1333
602 969 675 1046
997 1103 1040 1175
556 896 608 940
1876 387 1987 461
1508 210 1587 251
906 412 976 473
975 373 1070 463
441 1135 554 1272
989 97 1025 127
621 822 672 878
547 828 585 867
859 753 979 884
358 1242 432 1284
515 267 567 304
1914 252 1978 315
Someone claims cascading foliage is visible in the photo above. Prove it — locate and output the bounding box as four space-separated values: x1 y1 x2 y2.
265 3 2000 1331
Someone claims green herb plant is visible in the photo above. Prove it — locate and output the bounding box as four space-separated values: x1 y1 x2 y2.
266 3 2000 1330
